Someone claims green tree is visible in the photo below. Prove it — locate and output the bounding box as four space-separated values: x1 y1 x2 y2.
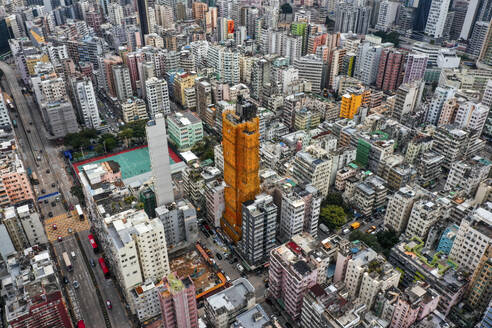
320 205 347 229
349 230 383 253
376 229 400 257
374 31 400 47
118 128 134 147
281 3 292 13
100 134 118 152
322 192 344 207
70 185 86 206
64 128 98 149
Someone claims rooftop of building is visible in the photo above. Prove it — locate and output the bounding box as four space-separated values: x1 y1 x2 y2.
2 249 60 322
168 110 202 127
105 209 154 249
393 237 468 290
233 304 272 328
206 278 254 313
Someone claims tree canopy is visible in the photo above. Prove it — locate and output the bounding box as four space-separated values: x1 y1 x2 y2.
349 228 400 257
320 205 347 229
281 3 292 14
373 31 400 47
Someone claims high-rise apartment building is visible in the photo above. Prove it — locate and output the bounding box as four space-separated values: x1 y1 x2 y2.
354 42 383 85
293 145 332 197
405 198 442 240
425 0 451 38
335 1 372 34
196 78 212 121
72 76 101 129
146 77 170 118
449 207 492 273
426 87 456 125
279 184 322 242
42 101 80 138
376 48 404 91
137 0 149 38
454 101 490 135
112 64 133 102
239 194 277 267
384 187 417 233
467 246 492 313
478 20 492 68
339 89 364 119
376 0 400 31
158 272 198 328
343 246 379 300
403 53 428 84
207 45 240 84
431 124 471 168
222 98 260 242
3 205 47 251
467 21 490 57
358 259 401 308
155 199 198 254
0 92 11 129
392 82 424 122
102 209 170 299
146 114 174 206
293 55 324 94
445 157 491 195
269 242 318 319
121 97 148 123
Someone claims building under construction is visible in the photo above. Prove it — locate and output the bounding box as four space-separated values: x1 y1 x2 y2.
221 97 260 242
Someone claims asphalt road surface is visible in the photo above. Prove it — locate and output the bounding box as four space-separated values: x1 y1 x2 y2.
78 230 132 328
52 234 106 328
0 62 75 217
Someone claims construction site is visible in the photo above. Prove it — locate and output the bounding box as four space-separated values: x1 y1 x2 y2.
169 243 226 300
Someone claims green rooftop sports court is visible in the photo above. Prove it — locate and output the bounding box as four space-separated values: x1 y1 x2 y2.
73 146 182 180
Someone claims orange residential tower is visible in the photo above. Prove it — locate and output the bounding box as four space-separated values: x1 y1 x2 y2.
221 98 260 242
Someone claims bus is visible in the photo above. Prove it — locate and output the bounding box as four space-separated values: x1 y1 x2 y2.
31 172 39 185
88 234 98 253
75 204 84 220
98 257 110 278
77 320 86 328
62 252 72 271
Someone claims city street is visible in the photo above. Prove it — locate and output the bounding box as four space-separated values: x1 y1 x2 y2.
52 234 106 328
0 62 76 217
78 230 132 328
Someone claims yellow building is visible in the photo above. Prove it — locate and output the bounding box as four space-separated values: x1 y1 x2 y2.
221 100 260 242
173 72 197 108
339 87 371 119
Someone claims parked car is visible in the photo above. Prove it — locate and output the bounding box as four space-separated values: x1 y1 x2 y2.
216 253 223 260
62 276 69 284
